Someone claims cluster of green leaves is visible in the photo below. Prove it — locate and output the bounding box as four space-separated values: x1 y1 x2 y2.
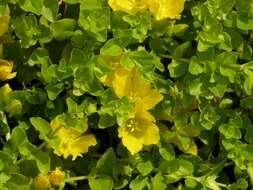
1 0 253 189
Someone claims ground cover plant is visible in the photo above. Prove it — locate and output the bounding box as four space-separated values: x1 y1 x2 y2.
0 0 253 189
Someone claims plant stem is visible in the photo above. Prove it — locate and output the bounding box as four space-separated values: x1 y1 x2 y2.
159 54 190 63
207 158 227 177
65 175 89 182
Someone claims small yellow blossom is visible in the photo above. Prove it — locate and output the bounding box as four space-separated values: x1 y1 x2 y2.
100 62 163 110
34 175 51 190
108 0 149 15
0 6 10 36
50 116 97 160
118 103 160 155
111 67 163 110
0 84 12 102
49 168 65 187
0 59 17 81
108 0 186 20
148 0 186 20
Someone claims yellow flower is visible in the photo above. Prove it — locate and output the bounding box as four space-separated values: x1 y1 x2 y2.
34 175 51 190
0 84 12 102
0 6 10 36
111 66 163 110
49 168 65 187
148 0 186 20
118 102 160 155
0 59 17 81
50 116 97 160
108 0 149 15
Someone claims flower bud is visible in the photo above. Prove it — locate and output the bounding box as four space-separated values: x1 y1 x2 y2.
0 59 17 81
49 168 65 187
34 176 51 190
5 99 22 115
0 84 12 102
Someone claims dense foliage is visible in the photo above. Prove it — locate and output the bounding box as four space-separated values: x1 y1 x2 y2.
0 0 253 189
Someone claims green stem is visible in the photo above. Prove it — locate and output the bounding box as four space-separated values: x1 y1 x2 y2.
65 175 88 182
159 54 190 63
206 158 227 177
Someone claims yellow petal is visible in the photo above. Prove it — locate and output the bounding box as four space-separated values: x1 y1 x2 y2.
70 134 97 160
118 115 160 155
149 0 186 20
108 0 139 15
131 72 163 109
112 66 132 98
0 84 12 101
186 140 198 156
141 89 163 110
50 116 97 160
139 120 160 146
118 126 144 155
134 102 155 122
34 176 51 190
100 74 113 87
0 59 16 81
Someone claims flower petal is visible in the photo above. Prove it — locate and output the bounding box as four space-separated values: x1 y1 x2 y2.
139 120 160 146
118 126 144 155
149 0 185 20
112 66 132 98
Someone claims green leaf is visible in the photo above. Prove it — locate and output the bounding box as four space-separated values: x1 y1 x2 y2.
0 151 13 171
152 172 167 190
5 174 30 190
100 39 123 56
19 0 43 15
42 0 59 22
129 176 149 190
95 148 116 176
79 0 110 42
12 13 52 48
50 18 77 41
18 141 50 174
46 83 64 101
219 123 242 139
98 114 116 129
161 159 194 183
218 52 239 83
137 160 153 176
89 175 113 190
5 127 28 153
30 117 51 140
168 60 188 78
122 11 152 42
158 143 175 161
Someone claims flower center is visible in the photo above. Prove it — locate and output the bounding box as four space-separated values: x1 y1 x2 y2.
126 119 138 132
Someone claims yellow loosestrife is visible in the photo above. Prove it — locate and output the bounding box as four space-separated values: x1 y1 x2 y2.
0 6 10 36
0 59 17 80
49 168 65 187
149 0 186 20
100 53 163 154
118 102 160 155
50 116 97 160
112 68 163 110
0 84 12 102
34 176 51 190
108 0 149 15
108 0 186 20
